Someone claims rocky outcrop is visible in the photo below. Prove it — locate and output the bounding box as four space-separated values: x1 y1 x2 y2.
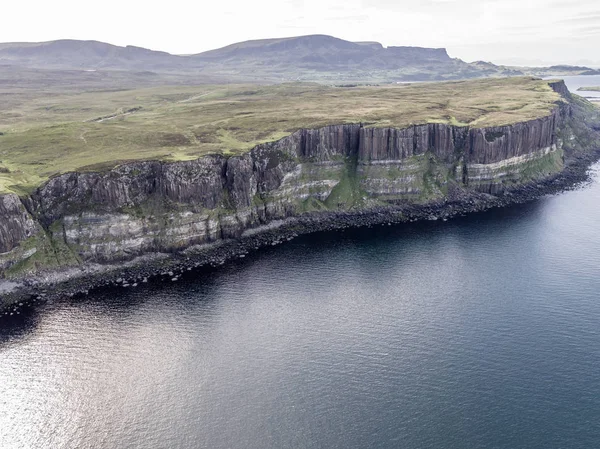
548 80 572 99
467 112 559 164
358 124 465 162
0 194 38 254
1 81 597 279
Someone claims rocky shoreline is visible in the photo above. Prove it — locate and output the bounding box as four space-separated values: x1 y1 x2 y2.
2 80 599 318
2 146 598 318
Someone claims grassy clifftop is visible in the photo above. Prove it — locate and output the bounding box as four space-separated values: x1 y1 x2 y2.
0 77 562 194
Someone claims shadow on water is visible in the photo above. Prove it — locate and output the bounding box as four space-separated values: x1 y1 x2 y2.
0 306 42 346
292 196 545 248
0 196 546 346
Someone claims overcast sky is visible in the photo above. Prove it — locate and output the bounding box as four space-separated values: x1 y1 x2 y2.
3 0 599 66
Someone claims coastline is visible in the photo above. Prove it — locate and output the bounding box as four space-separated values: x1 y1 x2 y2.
2 144 599 316
2 79 600 315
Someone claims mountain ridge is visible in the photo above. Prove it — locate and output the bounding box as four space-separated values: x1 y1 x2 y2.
0 34 597 82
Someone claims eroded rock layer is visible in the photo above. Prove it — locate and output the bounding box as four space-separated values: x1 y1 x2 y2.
0 81 597 278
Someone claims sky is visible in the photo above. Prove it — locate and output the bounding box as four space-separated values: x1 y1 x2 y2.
2 0 599 66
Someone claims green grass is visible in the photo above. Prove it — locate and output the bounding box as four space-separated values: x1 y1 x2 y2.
0 77 562 194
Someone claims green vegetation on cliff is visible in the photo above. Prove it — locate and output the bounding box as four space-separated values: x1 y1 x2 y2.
0 77 562 194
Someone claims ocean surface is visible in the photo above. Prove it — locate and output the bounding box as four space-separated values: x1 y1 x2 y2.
2 78 600 449
552 74 600 102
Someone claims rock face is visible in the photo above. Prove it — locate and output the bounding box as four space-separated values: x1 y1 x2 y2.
0 194 38 254
467 113 558 164
0 81 595 277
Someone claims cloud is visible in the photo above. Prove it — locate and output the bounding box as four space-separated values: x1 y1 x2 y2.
326 15 370 22
547 0 599 7
555 14 600 25
362 0 475 8
575 25 600 36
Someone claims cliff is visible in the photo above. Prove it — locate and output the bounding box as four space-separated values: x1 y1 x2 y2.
0 81 598 282
0 194 38 254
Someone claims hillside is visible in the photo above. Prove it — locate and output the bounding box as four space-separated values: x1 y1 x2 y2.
0 40 187 71
192 34 452 69
190 34 504 82
2 77 599 285
0 77 562 195
1 35 597 83
0 35 517 82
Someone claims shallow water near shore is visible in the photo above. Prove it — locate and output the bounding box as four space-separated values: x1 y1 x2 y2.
2 77 600 448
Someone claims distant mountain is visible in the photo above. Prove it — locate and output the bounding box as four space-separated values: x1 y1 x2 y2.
511 64 600 77
191 34 452 69
544 65 600 76
189 34 470 80
0 34 596 83
0 39 187 71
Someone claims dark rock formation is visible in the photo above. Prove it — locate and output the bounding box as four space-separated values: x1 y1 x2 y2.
467 111 559 164
0 194 38 254
359 124 468 162
1 80 598 282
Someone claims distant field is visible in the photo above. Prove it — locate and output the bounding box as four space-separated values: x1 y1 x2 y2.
578 86 600 92
0 77 561 194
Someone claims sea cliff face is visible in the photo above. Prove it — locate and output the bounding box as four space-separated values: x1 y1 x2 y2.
0 194 38 255
0 81 597 280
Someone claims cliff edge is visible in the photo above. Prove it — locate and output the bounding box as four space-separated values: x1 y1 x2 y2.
1 80 599 302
